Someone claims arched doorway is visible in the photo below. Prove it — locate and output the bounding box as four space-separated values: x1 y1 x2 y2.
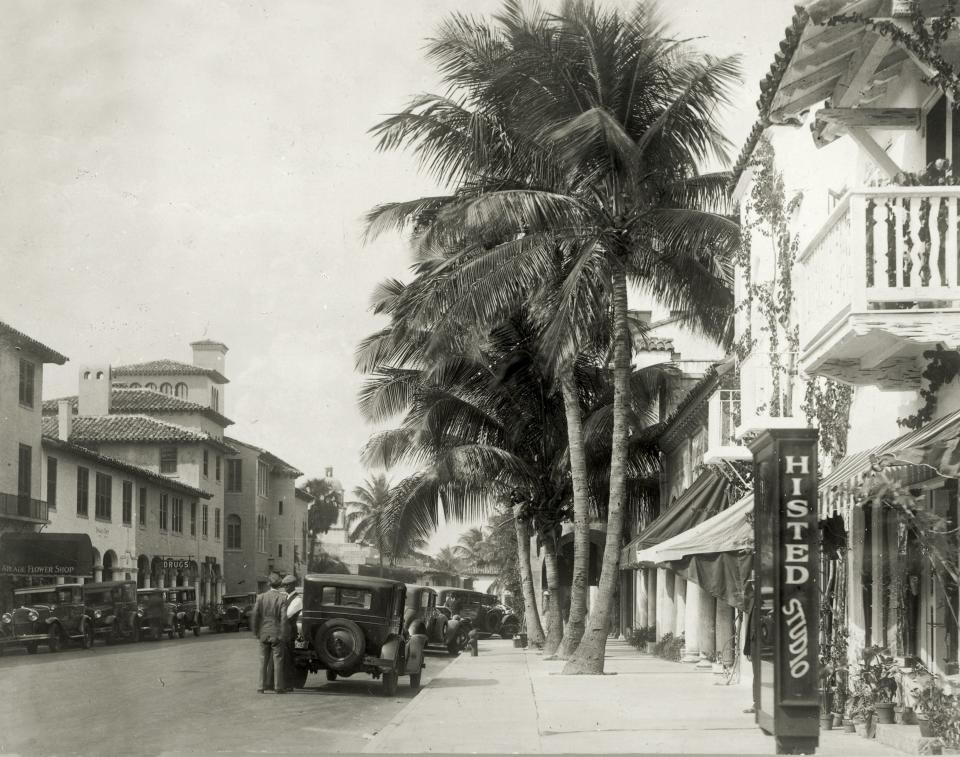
137 555 150 588
102 550 117 582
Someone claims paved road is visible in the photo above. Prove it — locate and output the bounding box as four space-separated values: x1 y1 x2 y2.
0 631 455 756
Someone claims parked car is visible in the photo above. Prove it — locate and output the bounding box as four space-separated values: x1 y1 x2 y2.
136 588 177 641
290 574 426 695
404 584 463 656
82 580 140 645
0 583 92 654
435 587 520 640
168 586 202 637
215 592 255 632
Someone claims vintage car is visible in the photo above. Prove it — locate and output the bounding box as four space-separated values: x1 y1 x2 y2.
0 584 92 654
168 586 202 637
435 587 520 641
290 574 426 695
214 592 255 632
136 588 177 641
82 580 140 645
404 584 463 656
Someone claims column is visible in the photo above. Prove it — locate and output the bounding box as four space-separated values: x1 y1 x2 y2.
635 569 649 630
143 574 151 589
157 573 165 589
696 587 717 668
657 568 675 639
716 601 735 666
674 576 687 637
55 577 65 586
93 568 102 583
682 580 701 662
647 570 657 636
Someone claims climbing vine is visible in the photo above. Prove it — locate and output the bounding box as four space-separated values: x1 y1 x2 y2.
826 1 960 104
802 378 854 466
897 344 960 429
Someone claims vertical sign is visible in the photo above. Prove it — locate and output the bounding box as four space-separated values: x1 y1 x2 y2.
749 428 820 756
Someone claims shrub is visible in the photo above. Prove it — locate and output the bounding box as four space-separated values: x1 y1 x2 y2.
626 625 657 649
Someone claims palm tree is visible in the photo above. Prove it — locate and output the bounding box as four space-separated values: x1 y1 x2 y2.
345 474 390 576
302 477 343 575
367 1 739 673
429 546 464 579
455 527 492 572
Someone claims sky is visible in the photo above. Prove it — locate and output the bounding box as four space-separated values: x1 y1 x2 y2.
1 0 798 553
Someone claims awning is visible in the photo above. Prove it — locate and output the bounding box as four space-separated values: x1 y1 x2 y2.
0 532 94 577
620 469 731 568
667 552 754 610
636 493 753 565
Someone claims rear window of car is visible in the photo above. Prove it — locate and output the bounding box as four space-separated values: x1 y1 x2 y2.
319 587 372 609
420 592 432 608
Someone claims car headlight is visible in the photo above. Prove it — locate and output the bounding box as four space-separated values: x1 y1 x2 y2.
94 609 102 619
27 611 39 622
1 613 11 624
137 610 144 617
295 619 302 635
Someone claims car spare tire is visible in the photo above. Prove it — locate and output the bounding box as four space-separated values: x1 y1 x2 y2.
314 618 365 671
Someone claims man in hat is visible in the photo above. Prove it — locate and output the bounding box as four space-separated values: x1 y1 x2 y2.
252 572 288 693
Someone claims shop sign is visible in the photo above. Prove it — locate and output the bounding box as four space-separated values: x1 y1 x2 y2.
749 428 820 755
0 533 94 577
159 557 192 570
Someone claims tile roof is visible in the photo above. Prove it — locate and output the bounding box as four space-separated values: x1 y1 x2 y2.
41 436 212 499
41 414 236 454
113 359 228 384
295 487 314 501
0 320 68 365
225 436 303 477
42 387 233 427
638 336 675 352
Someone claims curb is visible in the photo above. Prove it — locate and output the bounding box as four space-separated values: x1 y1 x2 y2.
363 651 470 753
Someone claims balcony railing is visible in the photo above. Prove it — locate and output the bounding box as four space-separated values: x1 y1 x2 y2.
717 389 741 447
798 187 960 385
704 388 751 463
0 492 49 522
735 351 806 436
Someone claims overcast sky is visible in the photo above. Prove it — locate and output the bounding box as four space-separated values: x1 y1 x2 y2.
2 0 797 552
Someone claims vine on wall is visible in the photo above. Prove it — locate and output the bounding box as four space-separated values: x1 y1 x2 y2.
897 344 960 429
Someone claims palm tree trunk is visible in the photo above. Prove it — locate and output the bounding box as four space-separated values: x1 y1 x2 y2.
564 267 631 674
512 505 545 647
542 533 564 656
556 366 591 659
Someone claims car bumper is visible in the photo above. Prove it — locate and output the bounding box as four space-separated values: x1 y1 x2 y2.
0 632 48 645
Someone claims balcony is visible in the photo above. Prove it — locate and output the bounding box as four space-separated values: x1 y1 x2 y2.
0 492 49 524
799 187 960 389
735 351 808 437
703 389 751 463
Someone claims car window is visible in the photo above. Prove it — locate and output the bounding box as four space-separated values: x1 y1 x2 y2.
319 587 372 609
420 592 431 609
123 585 136 603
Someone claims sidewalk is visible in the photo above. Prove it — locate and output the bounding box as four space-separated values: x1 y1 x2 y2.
364 639 906 755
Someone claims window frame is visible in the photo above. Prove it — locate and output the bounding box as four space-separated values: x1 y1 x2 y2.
18 359 35 408
94 473 112 521
226 514 242 550
122 481 133 525
256 461 268 497
159 447 178 475
226 459 242 492
203 450 209 478
190 501 197 536
172 497 183 533
202 503 209 538
76 466 89 517
138 487 147 528
159 493 169 531
46 456 58 510
214 508 221 540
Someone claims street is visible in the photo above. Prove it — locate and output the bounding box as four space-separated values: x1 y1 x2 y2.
0 632 455 755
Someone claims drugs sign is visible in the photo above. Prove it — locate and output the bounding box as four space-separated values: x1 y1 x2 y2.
749 428 820 755
159 557 192 571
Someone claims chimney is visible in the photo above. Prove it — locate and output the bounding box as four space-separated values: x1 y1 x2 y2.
57 400 73 441
325 466 333 478
78 365 112 416
190 340 228 377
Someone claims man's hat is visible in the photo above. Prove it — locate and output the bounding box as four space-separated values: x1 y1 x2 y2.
268 572 282 588
281 575 296 587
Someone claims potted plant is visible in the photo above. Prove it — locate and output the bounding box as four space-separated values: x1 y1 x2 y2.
818 658 839 730
860 646 899 725
848 677 876 738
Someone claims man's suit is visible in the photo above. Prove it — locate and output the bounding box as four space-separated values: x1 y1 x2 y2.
252 587 288 691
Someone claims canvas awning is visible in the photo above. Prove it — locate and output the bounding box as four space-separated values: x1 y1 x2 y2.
620 469 731 568
0 532 94 577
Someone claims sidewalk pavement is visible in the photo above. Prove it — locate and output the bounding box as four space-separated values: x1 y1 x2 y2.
364 639 906 755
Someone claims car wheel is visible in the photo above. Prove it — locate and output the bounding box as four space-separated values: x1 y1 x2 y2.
290 666 309 689
192 625 200 637
177 627 185 639
314 618 365 671
25 642 39 654
409 672 421 690
151 624 161 642
325 670 337 682
82 625 94 650
47 627 62 653
382 671 398 697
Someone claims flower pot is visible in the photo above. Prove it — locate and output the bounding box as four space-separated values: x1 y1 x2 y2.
918 717 934 738
820 714 834 730
875 702 895 724
645 641 656 654
843 719 857 734
832 713 844 728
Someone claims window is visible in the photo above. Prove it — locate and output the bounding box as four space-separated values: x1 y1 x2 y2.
145 382 157 390
130 382 141 389
160 382 173 395
138 487 147 528
211 387 220 411
46 457 58 510
226 459 242 492
278 543 283 558
317 587 372 610
122 481 133 525
215 456 221 482
202 504 209 537
17 445 31 508
160 447 177 474
278 499 283 515
214 508 221 539
302 522 307 559
226 514 241 549
76 467 89 516
19 360 35 408
159 494 169 530
190 501 196 536
175 382 188 399
172 497 183 533
257 514 266 553
203 450 209 477
257 461 268 497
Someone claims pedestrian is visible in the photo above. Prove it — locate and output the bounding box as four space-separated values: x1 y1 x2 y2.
280 574 299 686
252 573 289 694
